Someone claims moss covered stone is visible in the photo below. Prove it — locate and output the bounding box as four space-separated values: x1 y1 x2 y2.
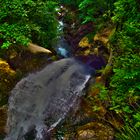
0 59 16 106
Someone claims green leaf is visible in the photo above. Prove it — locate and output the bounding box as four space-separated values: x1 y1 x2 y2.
1 41 11 49
133 113 140 121
122 106 133 113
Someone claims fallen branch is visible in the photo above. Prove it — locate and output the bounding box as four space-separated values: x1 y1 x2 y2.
27 43 52 54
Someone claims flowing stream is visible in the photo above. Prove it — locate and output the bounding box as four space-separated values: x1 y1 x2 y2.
5 58 95 140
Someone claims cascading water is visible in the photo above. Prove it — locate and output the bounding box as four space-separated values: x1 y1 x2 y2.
4 7 99 140
5 58 95 140
54 9 73 58
54 37 71 58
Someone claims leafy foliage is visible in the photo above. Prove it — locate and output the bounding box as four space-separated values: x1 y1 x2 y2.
78 0 115 23
109 0 140 128
115 124 140 140
0 0 59 49
0 0 140 138
77 0 140 134
58 0 82 8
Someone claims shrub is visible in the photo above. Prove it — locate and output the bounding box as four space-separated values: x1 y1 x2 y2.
0 0 59 49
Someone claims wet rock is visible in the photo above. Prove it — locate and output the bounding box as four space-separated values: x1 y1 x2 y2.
0 106 7 135
75 55 106 70
77 129 95 140
65 22 94 50
7 51 49 73
1 46 54 73
76 122 114 140
63 121 114 140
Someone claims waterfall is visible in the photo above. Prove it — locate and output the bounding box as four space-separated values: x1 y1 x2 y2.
54 37 72 58
5 58 95 140
54 9 72 58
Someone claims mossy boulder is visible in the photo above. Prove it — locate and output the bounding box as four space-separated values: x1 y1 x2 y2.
0 59 16 106
63 121 114 140
76 122 114 140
